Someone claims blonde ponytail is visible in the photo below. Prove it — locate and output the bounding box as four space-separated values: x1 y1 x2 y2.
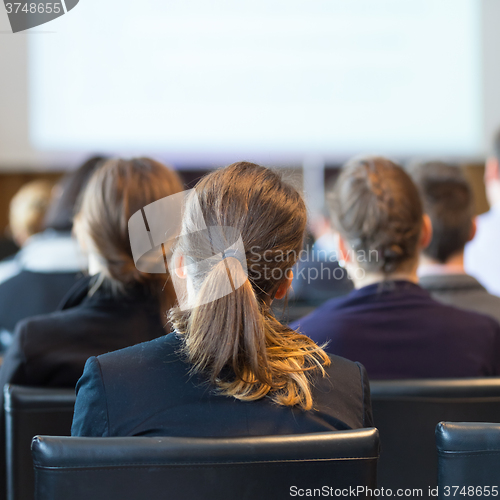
171 162 331 411
183 258 266 383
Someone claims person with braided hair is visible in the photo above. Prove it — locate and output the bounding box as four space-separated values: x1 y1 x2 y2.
292 156 500 380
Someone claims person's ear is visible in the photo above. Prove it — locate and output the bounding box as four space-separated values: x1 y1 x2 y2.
485 157 500 184
335 233 351 265
420 214 433 249
274 270 294 300
173 252 187 279
468 217 477 242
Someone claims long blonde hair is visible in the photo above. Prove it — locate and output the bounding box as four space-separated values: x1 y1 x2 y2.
171 162 330 410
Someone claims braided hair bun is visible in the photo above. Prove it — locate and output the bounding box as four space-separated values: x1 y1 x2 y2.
329 156 423 274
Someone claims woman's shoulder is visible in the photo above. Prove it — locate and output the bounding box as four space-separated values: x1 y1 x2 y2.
320 353 366 387
311 353 369 406
312 354 372 429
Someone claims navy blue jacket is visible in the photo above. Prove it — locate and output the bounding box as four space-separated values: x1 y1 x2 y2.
72 333 373 438
291 281 500 380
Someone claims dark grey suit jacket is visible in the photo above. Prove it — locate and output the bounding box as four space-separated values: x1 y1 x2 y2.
419 273 500 324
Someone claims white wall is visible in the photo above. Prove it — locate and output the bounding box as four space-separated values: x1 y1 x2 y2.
0 7 88 170
481 0 500 154
1 0 500 171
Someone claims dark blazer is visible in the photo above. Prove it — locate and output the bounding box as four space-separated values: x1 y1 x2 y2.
72 333 373 438
0 231 87 349
419 273 500 324
0 270 82 345
0 276 168 391
291 280 500 380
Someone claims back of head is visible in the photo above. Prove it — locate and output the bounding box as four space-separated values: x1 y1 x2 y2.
172 161 330 410
76 157 183 303
410 161 473 263
44 156 107 232
9 180 53 246
329 156 423 274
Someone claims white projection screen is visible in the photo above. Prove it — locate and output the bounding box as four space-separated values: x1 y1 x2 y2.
29 0 482 162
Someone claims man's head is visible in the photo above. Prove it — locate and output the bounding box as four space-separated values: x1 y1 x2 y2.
485 128 500 207
410 161 474 264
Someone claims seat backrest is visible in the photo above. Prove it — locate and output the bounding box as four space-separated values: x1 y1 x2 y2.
436 422 500 490
371 378 500 495
4 385 75 500
32 429 379 500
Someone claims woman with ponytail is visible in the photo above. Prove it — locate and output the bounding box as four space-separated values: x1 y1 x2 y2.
0 157 182 394
72 162 372 438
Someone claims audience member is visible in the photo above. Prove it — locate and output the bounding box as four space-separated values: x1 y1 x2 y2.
310 208 338 256
411 161 500 323
291 208 353 308
0 157 105 347
0 157 182 390
465 128 500 296
0 157 183 498
292 156 500 380
72 162 373 438
0 180 53 285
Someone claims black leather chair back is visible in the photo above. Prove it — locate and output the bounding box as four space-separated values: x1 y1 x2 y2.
4 385 75 500
436 422 500 494
371 378 500 495
32 429 379 500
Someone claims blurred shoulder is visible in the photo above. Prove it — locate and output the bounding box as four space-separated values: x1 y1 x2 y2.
435 299 500 330
15 310 69 340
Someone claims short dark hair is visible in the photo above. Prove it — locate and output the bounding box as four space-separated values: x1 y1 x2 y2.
410 161 474 263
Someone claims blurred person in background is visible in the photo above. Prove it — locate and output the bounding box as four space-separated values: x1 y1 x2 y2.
0 157 182 391
0 180 54 284
292 156 500 380
465 128 500 296
0 156 105 350
284 207 353 322
411 161 500 324
310 207 338 256
0 158 183 497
